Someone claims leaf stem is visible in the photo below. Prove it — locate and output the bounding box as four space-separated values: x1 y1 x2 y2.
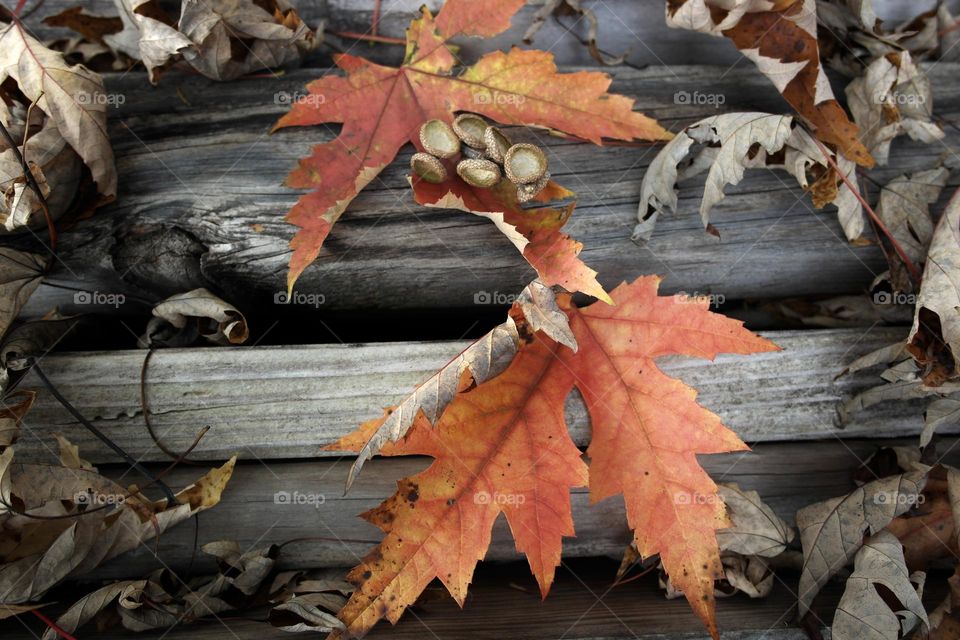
328 30 404 45
30 360 178 505
31 610 77 640
809 134 922 284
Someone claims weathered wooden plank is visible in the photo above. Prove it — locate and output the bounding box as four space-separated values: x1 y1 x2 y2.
74 437 957 580
19 63 960 318
23 0 941 68
12 328 927 465
19 0 744 68
4 559 844 640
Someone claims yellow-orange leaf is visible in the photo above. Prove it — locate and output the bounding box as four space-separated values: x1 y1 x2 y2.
273 0 670 290
558 278 779 637
333 277 778 638
328 336 589 638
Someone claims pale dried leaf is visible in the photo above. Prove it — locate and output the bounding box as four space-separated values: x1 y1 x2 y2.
54 433 96 471
846 51 944 165
105 0 192 83
875 167 950 266
517 279 577 351
270 598 346 633
721 554 774 599
179 0 315 81
717 483 794 557
908 188 960 373
41 580 145 640
635 113 864 242
0 22 117 196
923 395 960 448
346 316 521 488
797 468 928 616
141 288 249 347
832 531 928 640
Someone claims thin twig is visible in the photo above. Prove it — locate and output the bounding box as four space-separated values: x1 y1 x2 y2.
0 117 58 252
328 30 404 45
809 134 923 284
141 348 201 464
30 360 178 505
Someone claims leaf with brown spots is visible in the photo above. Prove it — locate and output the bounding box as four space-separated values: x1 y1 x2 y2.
665 0 873 166
329 276 778 639
272 0 670 291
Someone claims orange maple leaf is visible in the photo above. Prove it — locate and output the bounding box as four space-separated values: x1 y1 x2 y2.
412 175 613 302
329 334 590 638
272 0 670 291
330 277 778 638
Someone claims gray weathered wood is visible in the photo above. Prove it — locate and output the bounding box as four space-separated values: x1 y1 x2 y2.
13 327 928 465
18 63 960 317
77 436 958 580
5 557 842 639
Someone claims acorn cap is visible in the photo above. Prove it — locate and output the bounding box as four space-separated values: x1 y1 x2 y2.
452 113 488 149
419 120 460 158
457 158 501 188
483 126 512 163
517 171 550 203
411 152 447 183
504 143 548 185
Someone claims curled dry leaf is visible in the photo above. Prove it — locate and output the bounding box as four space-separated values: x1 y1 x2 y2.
908 187 960 384
796 468 928 616
346 278 576 488
874 166 950 267
140 287 249 347
104 0 316 83
0 21 117 199
665 0 873 166
0 450 236 604
832 531 928 640
273 0 669 290
0 104 83 233
412 176 610 302
656 483 791 601
45 541 344 638
846 51 944 166
635 113 864 243
929 565 960 638
716 483 794 558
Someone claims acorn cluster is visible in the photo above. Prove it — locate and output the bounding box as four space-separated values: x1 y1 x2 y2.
410 113 550 203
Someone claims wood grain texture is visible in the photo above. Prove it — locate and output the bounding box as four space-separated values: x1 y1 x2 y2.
18 63 960 318
11 327 926 465
70 436 959 580
3 561 846 640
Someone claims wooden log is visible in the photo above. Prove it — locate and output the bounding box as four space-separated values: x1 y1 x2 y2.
13 328 926 465
17 63 959 318
5 566 845 640
5 558 846 640
72 436 955 580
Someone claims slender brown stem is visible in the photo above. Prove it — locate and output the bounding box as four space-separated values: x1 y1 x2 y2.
809 134 922 284
142 348 201 464
31 610 77 640
328 30 404 45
